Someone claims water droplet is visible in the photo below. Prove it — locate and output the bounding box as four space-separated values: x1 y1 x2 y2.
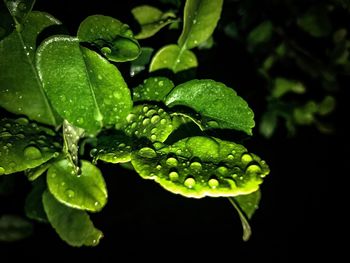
118 143 126 148
241 153 253 164
160 119 167 125
208 178 219 188
150 134 157 141
192 19 197 24
130 123 137 129
24 146 42 160
142 106 149 113
169 171 179 181
138 147 157 158
216 166 228 175
151 115 160 124
0 131 12 138
15 118 28 125
126 114 136 123
94 110 103 122
16 133 25 139
190 162 202 171
158 108 164 114
142 118 150 126
0 167 5 175
77 117 84 125
158 81 164 86
156 165 162 170
65 189 75 198
50 173 56 178
246 164 262 175
146 109 157 117
97 74 102 80
227 154 234 160
166 157 178 167
207 120 219 128
184 177 196 188
94 201 99 206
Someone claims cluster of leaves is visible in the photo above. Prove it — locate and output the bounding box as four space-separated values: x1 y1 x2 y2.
0 0 269 246
220 0 344 137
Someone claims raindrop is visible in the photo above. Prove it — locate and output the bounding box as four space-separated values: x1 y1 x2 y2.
143 106 149 113
158 81 164 86
65 189 75 198
24 146 42 160
169 171 179 181
151 115 160 124
77 117 84 125
184 177 196 188
94 110 103 122
142 118 150 126
208 178 219 188
127 114 136 123
15 118 28 125
241 153 253 164
118 143 126 148
150 134 157 141
0 131 12 138
190 162 202 171
216 166 228 175
160 119 167 125
138 147 157 158
156 165 162 170
192 19 197 24
146 109 157 117
94 201 99 206
166 157 178 167
246 164 262 175
97 74 102 80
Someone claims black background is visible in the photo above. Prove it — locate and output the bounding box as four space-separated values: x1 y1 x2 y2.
0 0 347 261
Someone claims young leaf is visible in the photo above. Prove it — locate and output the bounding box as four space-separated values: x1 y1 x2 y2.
133 76 174 102
132 5 177 39
25 177 48 223
77 15 141 62
178 0 223 49
131 136 269 198
247 20 273 51
149 44 198 73
0 214 33 242
130 47 154 76
228 197 252 241
36 36 132 134
4 0 35 25
233 189 261 219
165 79 255 135
272 77 305 98
47 159 107 212
0 117 61 175
42 191 103 247
0 11 61 126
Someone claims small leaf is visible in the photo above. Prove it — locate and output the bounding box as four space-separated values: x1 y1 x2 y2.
0 11 61 126
77 15 140 62
124 104 175 143
318 96 336 116
233 190 261 219
228 197 251 241
297 5 332 37
178 0 223 49
132 5 177 39
149 44 198 73
165 79 255 135
43 190 103 247
130 47 154 76
293 101 318 125
36 36 132 134
247 20 273 50
272 77 305 98
4 0 35 25
133 77 174 102
25 177 48 223
0 117 61 175
47 159 107 212
131 136 269 198
259 111 277 138
0 214 33 242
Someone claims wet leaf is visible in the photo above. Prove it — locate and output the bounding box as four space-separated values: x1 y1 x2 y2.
0 214 33 242
165 79 255 135
233 189 261 219
131 136 269 198
272 78 305 98
36 36 132 134
149 44 197 73
228 197 251 241
130 47 154 76
0 11 61 126
4 0 35 25
43 190 103 247
0 1 15 40
133 76 174 102
0 117 61 175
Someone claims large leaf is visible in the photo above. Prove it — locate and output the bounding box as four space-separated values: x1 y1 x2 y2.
165 79 255 135
77 15 140 62
36 36 132 134
178 0 223 49
149 44 197 73
0 214 33 242
0 11 61 126
43 190 103 247
0 117 61 175
133 76 174 102
47 159 107 212
131 136 269 198
132 5 177 39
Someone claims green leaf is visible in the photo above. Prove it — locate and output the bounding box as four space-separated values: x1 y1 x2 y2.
178 0 223 49
133 77 174 102
124 104 175 143
132 5 177 39
293 101 318 125
130 47 154 76
131 136 269 198
318 96 336 116
91 130 133 164
297 5 332 37
233 189 261 219
77 15 141 62
0 1 15 40
42 190 103 247
272 77 305 98
0 11 61 126
0 117 60 175
165 79 255 135
0 214 33 242
228 197 251 241
36 36 132 134
259 111 277 138
4 0 35 25
47 159 107 212
149 44 198 73
25 177 48 223
247 20 273 49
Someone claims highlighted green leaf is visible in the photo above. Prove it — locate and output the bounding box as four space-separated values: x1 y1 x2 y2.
178 0 223 49
149 44 197 73
233 189 261 219
77 15 140 62
131 136 269 198
36 36 132 134
132 5 177 39
47 159 107 212
43 190 103 247
0 11 61 126
133 77 174 102
0 117 60 175
165 79 255 135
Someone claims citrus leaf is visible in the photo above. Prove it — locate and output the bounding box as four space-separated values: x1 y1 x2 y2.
43 190 103 247
178 0 223 49
133 76 174 102
131 136 269 198
47 159 107 212
165 79 255 135
233 189 261 219
132 5 177 39
130 47 154 76
149 44 197 73
0 214 33 242
24 177 48 223
0 11 61 126
272 77 305 98
228 197 252 241
77 15 140 62
36 36 132 134
0 117 61 175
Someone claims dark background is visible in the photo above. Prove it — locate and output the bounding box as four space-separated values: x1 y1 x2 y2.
0 0 347 261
